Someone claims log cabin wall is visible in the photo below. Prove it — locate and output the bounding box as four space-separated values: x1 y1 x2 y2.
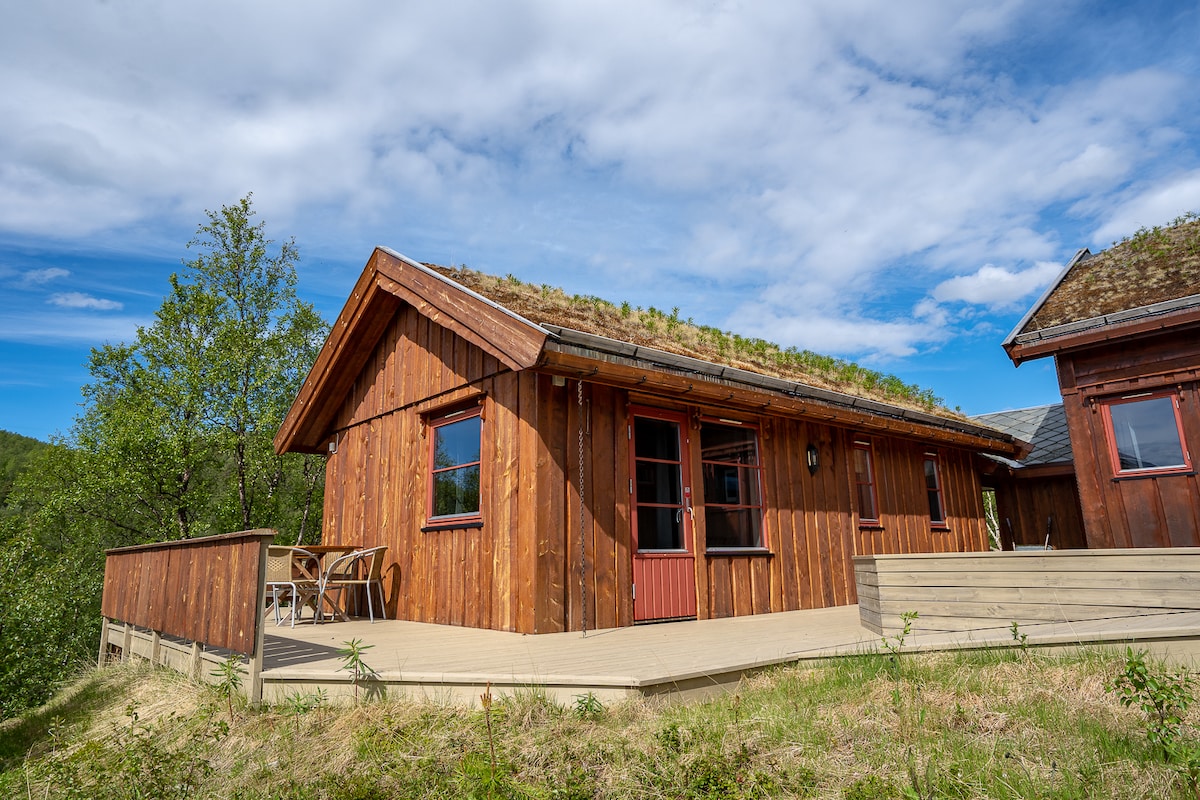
322 306 996 634
1055 328 1200 549
990 472 1086 550
322 303 541 631
537 386 992 630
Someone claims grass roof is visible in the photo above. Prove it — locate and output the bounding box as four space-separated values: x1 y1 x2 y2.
426 264 959 417
1026 212 1200 331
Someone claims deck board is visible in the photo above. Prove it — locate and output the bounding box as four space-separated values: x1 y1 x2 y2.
255 604 1200 704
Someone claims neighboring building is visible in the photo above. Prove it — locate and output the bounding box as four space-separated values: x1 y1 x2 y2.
973 404 1086 550
276 247 1025 633
1004 215 1200 549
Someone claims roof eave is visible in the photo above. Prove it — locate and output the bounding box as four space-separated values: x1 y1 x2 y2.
1002 248 1090 365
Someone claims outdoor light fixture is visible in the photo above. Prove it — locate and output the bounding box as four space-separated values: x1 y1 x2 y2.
806 444 819 475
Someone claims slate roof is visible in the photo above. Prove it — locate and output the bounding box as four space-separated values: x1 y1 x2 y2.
972 404 1073 468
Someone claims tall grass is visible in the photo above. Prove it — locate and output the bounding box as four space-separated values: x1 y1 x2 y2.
3 648 1196 799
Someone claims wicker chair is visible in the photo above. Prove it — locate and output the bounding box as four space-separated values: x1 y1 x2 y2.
265 546 320 626
318 546 389 623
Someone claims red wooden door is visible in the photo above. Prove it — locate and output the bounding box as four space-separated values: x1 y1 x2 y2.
630 408 697 621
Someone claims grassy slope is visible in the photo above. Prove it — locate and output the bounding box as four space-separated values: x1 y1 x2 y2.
2 647 1196 799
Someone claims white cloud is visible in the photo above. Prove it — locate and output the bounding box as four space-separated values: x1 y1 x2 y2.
0 0 1195 368
0 309 143 344
1091 169 1200 247
21 267 69 285
48 292 123 310
931 261 1063 309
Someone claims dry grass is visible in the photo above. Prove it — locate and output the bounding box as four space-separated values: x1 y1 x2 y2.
1028 212 1200 331
7 647 1200 799
427 264 955 416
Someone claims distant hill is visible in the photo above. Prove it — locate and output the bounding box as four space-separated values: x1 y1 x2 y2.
0 430 48 512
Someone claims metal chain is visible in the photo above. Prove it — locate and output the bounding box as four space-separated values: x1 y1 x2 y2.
577 378 587 637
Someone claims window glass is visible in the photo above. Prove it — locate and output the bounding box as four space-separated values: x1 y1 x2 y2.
853 442 878 522
924 456 945 525
1107 395 1188 472
430 412 481 519
701 423 764 549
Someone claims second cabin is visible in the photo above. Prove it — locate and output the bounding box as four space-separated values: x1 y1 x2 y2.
275 248 1026 633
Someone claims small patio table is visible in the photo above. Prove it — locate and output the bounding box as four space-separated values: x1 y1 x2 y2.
296 545 357 621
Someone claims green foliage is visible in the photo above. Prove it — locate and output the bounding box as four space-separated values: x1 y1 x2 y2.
338 638 379 703
0 429 46 516
210 655 245 721
880 610 918 677
0 196 330 720
1110 647 1194 756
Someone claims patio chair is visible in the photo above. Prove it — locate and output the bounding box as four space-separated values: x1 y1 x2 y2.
318 546 389 623
265 546 320 627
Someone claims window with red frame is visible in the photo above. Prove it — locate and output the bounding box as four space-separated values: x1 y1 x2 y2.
852 440 879 524
700 421 765 549
923 453 946 526
1101 392 1192 475
428 408 482 521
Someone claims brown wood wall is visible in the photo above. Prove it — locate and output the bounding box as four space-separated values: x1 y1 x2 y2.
1055 329 1200 549
322 304 993 633
101 529 274 656
991 473 1087 550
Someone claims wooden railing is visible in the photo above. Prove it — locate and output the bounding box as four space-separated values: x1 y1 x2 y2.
99 528 276 700
855 548 1200 636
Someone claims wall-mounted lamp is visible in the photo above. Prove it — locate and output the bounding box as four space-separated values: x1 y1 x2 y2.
806 443 819 475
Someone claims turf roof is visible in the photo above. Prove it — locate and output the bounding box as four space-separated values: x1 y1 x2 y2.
1025 213 1200 332
426 264 961 418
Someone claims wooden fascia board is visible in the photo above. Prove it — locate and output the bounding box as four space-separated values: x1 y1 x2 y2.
539 350 1024 457
1006 305 1200 364
372 249 547 372
275 247 549 454
275 263 402 453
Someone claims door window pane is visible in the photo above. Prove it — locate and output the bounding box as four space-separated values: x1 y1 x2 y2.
633 415 686 551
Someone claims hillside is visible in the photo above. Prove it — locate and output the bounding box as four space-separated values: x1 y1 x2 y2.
3 647 1197 799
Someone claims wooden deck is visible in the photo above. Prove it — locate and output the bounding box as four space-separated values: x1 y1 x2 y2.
257 604 1200 705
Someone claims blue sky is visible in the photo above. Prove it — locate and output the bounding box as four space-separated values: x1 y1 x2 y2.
2 1 1199 442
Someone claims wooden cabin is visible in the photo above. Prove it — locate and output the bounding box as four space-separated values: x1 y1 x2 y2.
275 247 1026 633
1004 216 1200 549
972 404 1086 550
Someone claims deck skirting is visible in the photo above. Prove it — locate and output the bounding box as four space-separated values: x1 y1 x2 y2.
854 547 1200 636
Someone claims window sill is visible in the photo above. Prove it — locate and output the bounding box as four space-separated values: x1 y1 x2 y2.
1112 469 1194 482
705 548 773 557
930 523 950 531
422 519 484 532
858 522 883 531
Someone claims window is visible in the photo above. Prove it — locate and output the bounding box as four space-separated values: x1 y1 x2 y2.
428 408 482 522
1101 392 1191 476
700 421 764 549
924 454 946 526
852 441 879 524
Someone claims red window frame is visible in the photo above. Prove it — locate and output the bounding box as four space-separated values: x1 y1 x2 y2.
1099 390 1192 478
426 406 483 525
699 418 767 551
924 452 946 528
852 440 879 525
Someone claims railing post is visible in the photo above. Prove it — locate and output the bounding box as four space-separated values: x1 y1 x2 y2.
97 616 110 667
120 622 132 662
248 538 270 706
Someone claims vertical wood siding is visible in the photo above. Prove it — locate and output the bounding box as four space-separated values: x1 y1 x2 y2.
323 303 994 633
991 474 1086 550
101 530 273 656
1056 330 1200 549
